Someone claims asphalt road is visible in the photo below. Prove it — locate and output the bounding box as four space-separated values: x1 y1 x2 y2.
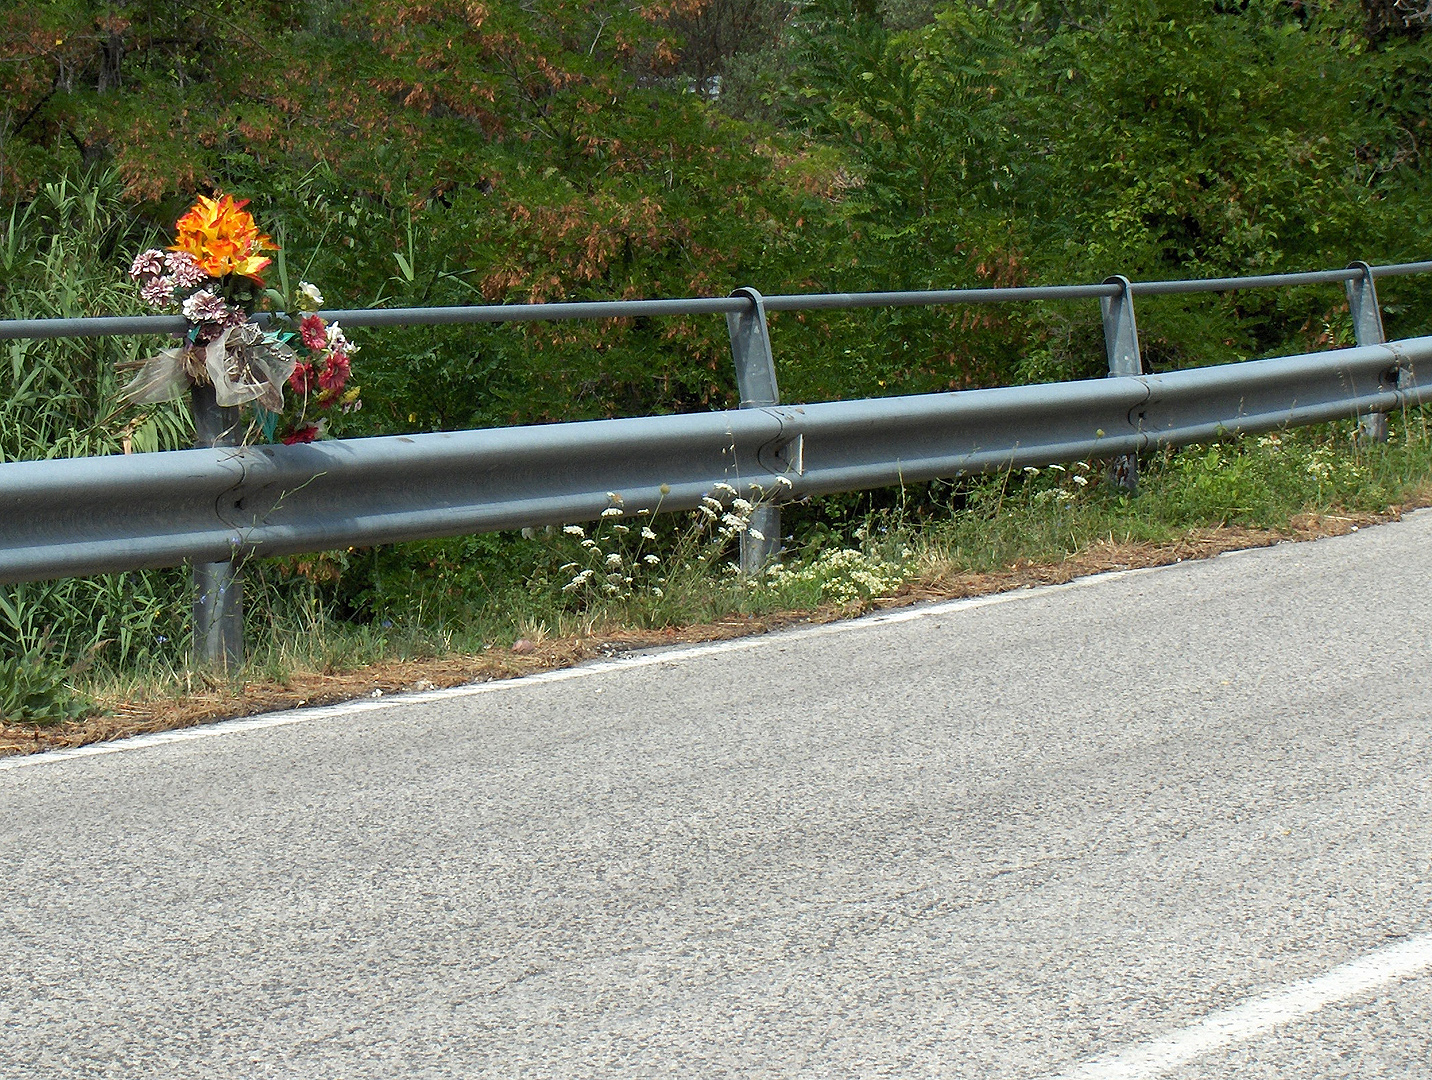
3 513 1431 1078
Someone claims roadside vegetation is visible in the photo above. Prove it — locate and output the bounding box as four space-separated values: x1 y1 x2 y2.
4 0 1432 737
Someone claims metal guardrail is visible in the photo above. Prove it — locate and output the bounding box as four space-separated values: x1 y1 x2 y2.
0 259 1426 668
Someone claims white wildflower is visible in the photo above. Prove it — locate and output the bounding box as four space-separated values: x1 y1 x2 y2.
732 498 753 512
606 491 624 505
641 527 657 540
643 554 660 564
1072 474 1089 487
776 475 793 488
601 506 623 518
581 538 598 549
701 496 723 510
748 529 765 542
563 525 585 537
605 553 623 568
712 482 738 496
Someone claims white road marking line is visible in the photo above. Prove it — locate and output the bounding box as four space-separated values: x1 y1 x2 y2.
1 565 1170 772
1045 933 1432 1080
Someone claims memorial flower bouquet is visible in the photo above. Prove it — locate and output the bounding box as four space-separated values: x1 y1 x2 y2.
123 193 359 443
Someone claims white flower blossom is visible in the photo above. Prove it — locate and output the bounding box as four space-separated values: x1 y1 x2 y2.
601 506 623 518
563 525 585 537
297 281 324 310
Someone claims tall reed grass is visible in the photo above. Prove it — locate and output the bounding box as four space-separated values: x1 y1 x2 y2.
0 172 192 699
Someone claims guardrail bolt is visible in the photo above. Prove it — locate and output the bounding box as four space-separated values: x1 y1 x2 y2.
1101 275 1143 492
191 383 244 671
729 287 783 575
1347 261 1389 443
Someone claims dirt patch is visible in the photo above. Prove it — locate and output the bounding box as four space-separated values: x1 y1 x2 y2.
0 503 1417 759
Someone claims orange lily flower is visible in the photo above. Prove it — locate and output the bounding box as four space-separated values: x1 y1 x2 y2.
170 193 277 283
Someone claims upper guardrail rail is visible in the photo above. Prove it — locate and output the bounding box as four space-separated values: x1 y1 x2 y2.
3 260 1427 341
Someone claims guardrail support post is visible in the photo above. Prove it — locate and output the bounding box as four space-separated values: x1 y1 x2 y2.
191 383 244 670
728 287 781 575
1347 261 1389 443
1101 275 1143 492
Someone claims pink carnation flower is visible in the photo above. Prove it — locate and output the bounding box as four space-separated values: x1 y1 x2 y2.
140 276 175 308
181 289 232 325
165 249 209 290
129 249 165 280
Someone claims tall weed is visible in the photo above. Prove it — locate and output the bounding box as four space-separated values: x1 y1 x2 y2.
0 171 192 699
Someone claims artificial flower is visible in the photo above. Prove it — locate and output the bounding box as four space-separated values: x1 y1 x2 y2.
164 249 208 290
281 423 322 445
297 282 324 311
140 277 174 306
129 249 164 280
289 361 318 396
317 352 350 392
170 193 276 282
181 289 232 324
300 314 328 351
